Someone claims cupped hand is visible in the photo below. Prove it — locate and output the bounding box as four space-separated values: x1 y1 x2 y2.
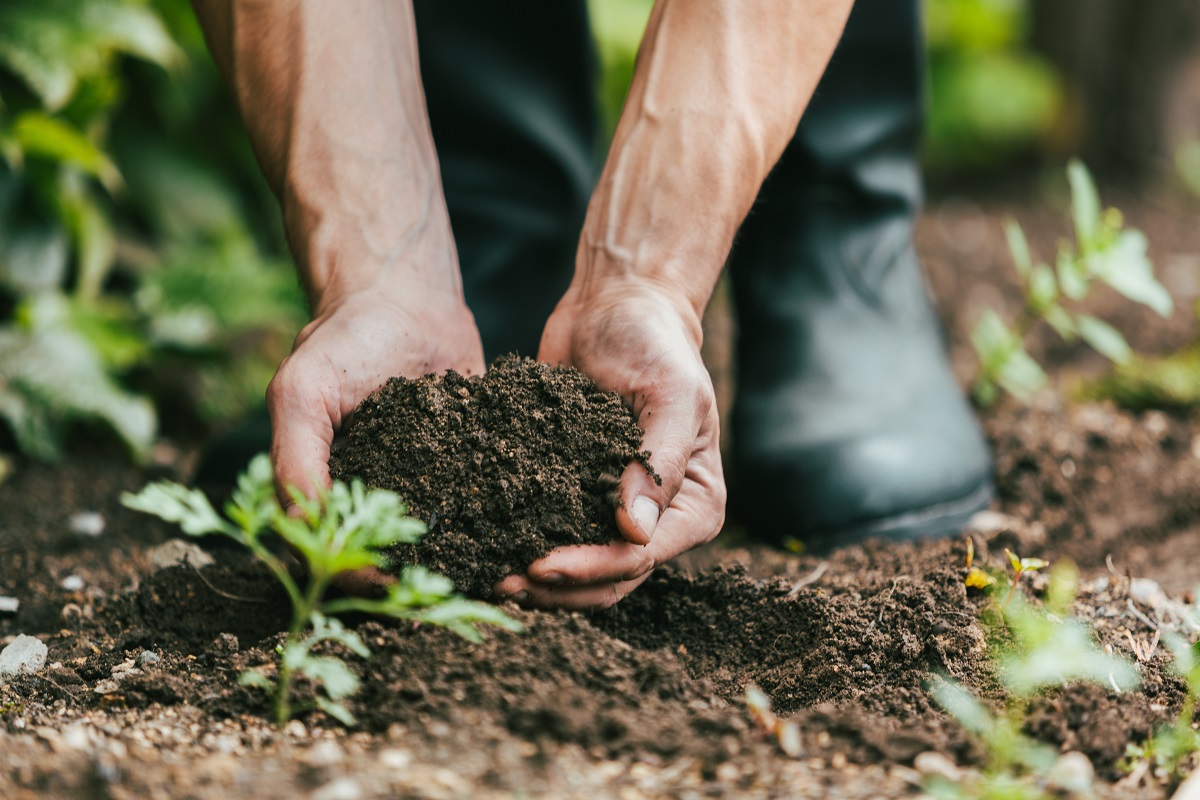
495 279 726 610
267 289 485 594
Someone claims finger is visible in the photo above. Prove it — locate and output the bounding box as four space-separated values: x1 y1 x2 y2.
497 572 653 611
617 376 711 545
332 566 396 598
267 361 339 510
527 541 658 585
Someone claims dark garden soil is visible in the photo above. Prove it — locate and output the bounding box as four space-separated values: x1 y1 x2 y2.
2 186 1200 799
328 355 654 597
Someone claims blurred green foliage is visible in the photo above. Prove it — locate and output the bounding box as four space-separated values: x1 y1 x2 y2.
0 0 303 462
924 0 1062 170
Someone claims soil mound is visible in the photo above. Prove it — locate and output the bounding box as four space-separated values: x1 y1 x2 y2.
328 355 653 596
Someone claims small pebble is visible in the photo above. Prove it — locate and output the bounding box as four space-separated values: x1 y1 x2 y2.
0 634 48 680
0 596 18 615
914 751 962 783
69 511 106 537
60 575 84 592
209 633 239 653
310 777 362 800
1045 751 1094 795
148 539 215 570
136 650 161 667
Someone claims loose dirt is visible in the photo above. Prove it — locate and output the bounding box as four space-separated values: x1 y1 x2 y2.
328 355 653 597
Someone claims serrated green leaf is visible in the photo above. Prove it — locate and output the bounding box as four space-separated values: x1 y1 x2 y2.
1089 230 1173 317
1067 159 1100 252
1075 314 1132 364
1043 304 1077 340
996 344 1047 402
1004 219 1033 279
291 653 360 701
120 481 231 537
314 696 357 726
238 669 273 690
930 678 993 735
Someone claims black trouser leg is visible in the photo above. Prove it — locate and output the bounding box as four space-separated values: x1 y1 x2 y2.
413 1 598 360
729 0 992 548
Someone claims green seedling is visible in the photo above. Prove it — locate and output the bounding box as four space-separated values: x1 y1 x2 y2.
121 453 522 726
971 159 1173 407
933 562 1140 799
1003 549 1048 610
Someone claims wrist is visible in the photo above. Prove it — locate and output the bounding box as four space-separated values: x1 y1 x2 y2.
283 185 463 317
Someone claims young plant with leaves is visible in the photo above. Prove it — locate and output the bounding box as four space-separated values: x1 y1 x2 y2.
971 160 1174 406
122 454 522 725
930 561 1140 798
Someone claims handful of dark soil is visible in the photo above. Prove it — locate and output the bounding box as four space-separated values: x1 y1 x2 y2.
328 356 653 597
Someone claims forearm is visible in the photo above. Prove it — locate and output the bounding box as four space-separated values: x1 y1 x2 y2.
578 0 854 322
191 0 459 313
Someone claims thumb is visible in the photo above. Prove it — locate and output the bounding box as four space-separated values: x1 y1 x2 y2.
615 383 709 545
266 370 337 511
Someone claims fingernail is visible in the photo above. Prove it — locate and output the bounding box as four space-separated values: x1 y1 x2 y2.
536 571 564 585
513 591 529 604
632 495 660 541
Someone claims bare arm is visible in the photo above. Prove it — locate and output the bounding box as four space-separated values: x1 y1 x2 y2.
506 0 854 608
191 1 482 513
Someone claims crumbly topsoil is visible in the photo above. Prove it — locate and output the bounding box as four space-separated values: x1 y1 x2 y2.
328 355 654 597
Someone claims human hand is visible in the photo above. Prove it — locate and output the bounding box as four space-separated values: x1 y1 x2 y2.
495 279 725 609
268 289 485 594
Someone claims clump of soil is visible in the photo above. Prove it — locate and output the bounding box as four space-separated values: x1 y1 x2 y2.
328 355 654 597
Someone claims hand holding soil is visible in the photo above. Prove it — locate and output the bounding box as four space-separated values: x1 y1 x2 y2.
268 289 484 597
494 280 725 609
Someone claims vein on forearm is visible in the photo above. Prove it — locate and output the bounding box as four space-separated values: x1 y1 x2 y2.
581 0 854 317
195 0 459 309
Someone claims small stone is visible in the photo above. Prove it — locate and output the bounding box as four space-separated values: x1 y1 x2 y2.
148 539 215 570
209 633 239 653
310 777 362 800
966 510 1017 535
60 576 84 592
284 719 308 739
377 748 412 770
914 751 962 783
69 511 106 537
136 651 161 667
93 678 121 694
302 740 345 769
0 597 18 615
1130 578 1168 608
0 634 47 679
1045 751 1094 795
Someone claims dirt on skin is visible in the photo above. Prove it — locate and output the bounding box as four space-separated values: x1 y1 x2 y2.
2 188 1200 799
328 355 655 597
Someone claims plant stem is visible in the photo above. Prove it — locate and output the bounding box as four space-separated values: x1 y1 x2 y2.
1003 570 1024 610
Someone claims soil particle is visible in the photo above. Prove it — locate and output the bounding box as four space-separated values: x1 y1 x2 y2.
328 355 654 597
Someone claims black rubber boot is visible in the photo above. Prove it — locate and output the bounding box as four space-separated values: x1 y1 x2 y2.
728 0 992 551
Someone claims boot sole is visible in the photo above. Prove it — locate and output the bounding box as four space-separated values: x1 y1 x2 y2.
801 480 995 554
